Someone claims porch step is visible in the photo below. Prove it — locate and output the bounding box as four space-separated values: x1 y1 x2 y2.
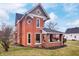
34 44 42 48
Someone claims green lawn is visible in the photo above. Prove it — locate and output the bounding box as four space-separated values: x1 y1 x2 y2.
0 40 79 56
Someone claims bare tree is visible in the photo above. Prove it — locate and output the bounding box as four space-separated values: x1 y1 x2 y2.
46 21 58 30
0 23 13 52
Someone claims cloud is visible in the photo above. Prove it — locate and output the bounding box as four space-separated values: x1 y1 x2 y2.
0 3 26 13
0 3 27 25
0 9 9 22
67 19 79 27
49 12 58 21
44 12 58 27
15 8 27 14
45 12 58 23
42 3 58 9
58 26 67 32
63 4 79 15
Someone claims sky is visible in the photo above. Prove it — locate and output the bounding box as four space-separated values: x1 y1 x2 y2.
0 3 79 32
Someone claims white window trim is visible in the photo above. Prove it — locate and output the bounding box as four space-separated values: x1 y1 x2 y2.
36 18 40 28
35 33 42 44
27 32 32 45
28 13 46 21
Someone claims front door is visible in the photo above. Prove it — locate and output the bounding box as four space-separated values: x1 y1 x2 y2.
36 34 41 43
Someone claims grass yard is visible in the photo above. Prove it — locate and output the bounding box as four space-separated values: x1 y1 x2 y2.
0 40 79 56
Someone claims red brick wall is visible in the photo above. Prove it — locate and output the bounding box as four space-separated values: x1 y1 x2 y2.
16 22 20 44
16 16 44 47
42 34 64 48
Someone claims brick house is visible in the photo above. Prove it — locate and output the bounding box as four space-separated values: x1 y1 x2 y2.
15 4 64 48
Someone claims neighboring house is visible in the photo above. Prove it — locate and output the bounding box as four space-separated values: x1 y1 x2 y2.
64 27 79 40
15 4 64 48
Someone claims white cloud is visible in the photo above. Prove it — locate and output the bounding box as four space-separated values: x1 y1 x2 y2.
0 3 26 13
0 3 27 25
0 9 9 22
63 4 78 15
44 12 58 27
58 27 67 32
0 10 12 26
16 8 27 14
67 19 79 27
45 12 58 23
49 12 58 21
42 3 58 9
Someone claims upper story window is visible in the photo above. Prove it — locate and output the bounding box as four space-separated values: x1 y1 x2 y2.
36 9 41 15
36 18 40 28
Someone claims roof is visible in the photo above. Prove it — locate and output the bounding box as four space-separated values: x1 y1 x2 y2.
65 27 79 34
28 4 50 20
43 28 63 34
15 13 23 25
15 4 50 25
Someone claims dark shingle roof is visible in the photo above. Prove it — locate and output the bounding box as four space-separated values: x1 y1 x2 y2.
43 28 63 34
15 13 23 25
65 27 79 34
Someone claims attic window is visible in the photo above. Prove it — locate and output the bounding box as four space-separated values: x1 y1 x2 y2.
27 19 32 24
36 9 41 15
37 10 40 13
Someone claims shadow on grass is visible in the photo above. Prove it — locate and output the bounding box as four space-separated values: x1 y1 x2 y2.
0 44 67 53
34 45 67 50
11 45 33 51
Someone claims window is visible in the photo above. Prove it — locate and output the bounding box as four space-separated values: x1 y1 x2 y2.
49 34 60 42
36 18 40 28
27 19 32 24
74 36 76 38
36 34 40 43
36 9 41 15
50 34 53 42
27 33 31 43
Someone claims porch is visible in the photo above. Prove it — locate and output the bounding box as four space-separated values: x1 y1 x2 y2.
41 33 64 48
35 28 64 48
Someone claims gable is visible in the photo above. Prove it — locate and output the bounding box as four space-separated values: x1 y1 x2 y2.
28 4 50 20
15 4 50 25
31 8 44 16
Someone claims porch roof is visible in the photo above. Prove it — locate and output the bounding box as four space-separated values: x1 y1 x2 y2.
42 28 64 34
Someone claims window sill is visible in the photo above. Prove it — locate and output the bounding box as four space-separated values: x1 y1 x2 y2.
36 27 40 28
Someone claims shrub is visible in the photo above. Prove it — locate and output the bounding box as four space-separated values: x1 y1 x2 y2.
63 38 67 43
